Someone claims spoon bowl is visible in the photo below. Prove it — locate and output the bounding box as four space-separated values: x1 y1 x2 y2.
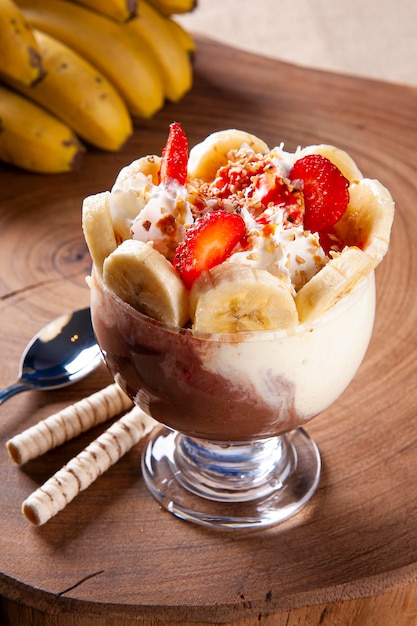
0 307 101 405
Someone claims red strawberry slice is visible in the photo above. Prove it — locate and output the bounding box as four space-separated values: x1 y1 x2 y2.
160 121 188 186
288 154 349 233
173 211 246 289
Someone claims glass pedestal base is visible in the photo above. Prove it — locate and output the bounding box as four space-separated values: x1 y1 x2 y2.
142 427 321 530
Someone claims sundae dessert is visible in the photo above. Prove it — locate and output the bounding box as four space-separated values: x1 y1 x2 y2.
82 124 394 441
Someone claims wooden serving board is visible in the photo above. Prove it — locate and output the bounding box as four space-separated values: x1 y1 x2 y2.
1 37 417 626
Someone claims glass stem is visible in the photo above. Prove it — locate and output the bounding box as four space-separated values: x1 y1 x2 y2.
172 433 294 503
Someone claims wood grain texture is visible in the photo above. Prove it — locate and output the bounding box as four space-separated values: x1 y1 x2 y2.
1 37 417 625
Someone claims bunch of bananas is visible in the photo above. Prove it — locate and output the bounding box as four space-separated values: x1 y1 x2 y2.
0 0 196 174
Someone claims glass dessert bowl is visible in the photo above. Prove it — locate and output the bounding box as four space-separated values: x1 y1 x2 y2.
83 125 394 529
90 268 376 529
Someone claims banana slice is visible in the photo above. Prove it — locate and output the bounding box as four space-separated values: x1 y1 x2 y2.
188 129 270 182
190 263 298 333
295 247 374 323
332 178 395 267
82 191 117 276
296 144 363 184
103 239 189 327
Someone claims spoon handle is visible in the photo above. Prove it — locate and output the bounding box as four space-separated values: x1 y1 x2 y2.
0 380 33 405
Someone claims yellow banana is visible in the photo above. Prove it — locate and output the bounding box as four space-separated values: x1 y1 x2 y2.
145 0 196 16
1 29 133 151
124 0 192 101
0 0 44 84
67 0 138 22
165 16 196 55
0 84 84 173
16 0 164 118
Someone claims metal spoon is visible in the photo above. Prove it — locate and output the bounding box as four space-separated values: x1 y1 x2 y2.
0 307 101 405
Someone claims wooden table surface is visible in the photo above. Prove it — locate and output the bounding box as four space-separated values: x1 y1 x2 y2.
1 37 417 626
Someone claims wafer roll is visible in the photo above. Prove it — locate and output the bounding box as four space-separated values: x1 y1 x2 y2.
7 383 133 465
22 406 157 525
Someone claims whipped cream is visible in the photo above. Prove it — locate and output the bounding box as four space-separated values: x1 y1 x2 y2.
131 182 193 261
228 205 327 292
108 160 154 241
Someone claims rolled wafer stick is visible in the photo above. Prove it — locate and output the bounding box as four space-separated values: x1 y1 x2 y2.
6 383 133 465
22 406 157 526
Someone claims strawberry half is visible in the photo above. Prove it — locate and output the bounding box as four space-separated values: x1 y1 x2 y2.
173 211 246 289
160 121 188 186
288 154 349 233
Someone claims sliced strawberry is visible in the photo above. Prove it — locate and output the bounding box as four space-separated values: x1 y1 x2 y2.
288 154 349 233
173 211 246 289
160 121 188 186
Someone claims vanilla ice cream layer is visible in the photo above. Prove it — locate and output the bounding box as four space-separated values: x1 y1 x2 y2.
195 272 376 422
